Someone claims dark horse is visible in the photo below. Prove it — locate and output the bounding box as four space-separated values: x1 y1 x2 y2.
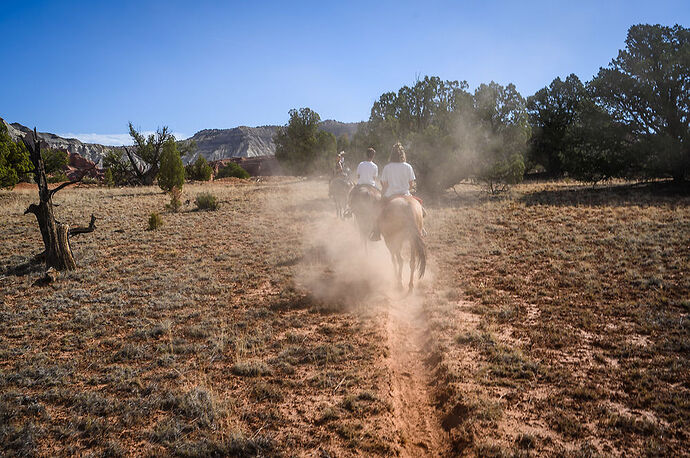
379 196 426 292
329 176 353 219
347 184 381 251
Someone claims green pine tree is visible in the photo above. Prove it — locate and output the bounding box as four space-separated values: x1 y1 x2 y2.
157 138 185 192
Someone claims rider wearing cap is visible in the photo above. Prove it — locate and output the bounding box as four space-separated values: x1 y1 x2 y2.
334 151 346 177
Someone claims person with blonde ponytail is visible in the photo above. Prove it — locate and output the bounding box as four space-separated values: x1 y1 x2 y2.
370 142 418 241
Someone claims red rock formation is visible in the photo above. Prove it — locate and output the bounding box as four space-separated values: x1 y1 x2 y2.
65 152 104 181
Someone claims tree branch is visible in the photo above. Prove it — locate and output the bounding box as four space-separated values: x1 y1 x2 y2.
68 214 96 237
123 146 145 181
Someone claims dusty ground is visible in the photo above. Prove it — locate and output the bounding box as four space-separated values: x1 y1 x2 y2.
0 178 688 456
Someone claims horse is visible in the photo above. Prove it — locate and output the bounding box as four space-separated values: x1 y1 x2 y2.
379 196 426 292
347 184 381 251
329 175 353 219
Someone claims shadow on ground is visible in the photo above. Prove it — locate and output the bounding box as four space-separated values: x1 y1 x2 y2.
519 180 690 207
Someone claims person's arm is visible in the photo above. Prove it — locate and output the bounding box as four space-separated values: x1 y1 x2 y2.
409 165 416 193
381 181 388 196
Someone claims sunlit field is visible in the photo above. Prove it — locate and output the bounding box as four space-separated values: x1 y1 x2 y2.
1 178 688 456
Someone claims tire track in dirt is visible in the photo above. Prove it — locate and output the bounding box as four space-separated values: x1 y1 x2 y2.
384 294 450 456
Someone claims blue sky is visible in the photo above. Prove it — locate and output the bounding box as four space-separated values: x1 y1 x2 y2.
1 0 687 144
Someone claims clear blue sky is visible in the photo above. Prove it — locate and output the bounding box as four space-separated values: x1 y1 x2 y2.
1 0 687 144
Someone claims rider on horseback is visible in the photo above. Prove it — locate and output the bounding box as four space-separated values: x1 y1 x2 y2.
343 148 378 219
369 143 418 241
334 151 346 177
356 148 379 188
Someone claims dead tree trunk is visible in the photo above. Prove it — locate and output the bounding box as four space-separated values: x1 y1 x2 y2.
22 129 96 271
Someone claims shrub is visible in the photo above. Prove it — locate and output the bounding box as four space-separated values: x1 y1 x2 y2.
158 140 185 193
148 212 163 230
104 168 115 187
166 186 183 213
477 153 525 194
47 171 68 183
217 162 250 179
0 123 32 189
42 149 69 174
186 156 213 181
195 192 218 211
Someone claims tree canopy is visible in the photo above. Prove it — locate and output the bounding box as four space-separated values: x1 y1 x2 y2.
186 155 213 181
358 76 529 195
102 123 193 186
0 123 32 188
274 108 337 175
527 74 586 176
591 24 689 181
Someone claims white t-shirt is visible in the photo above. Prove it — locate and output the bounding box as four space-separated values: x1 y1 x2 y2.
357 161 378 186
381 162 416 197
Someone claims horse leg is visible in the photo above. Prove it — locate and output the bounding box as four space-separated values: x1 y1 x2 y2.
395 251 404 290
408 244 416 293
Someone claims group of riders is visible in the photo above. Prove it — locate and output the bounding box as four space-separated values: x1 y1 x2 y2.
332 142 423 242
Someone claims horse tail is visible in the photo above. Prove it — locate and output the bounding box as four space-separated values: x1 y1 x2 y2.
412 229 426 279
406 204 426 279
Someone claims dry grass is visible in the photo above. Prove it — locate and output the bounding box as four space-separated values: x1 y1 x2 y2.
0 180 393 456
1 178 688 456
424 180 689 456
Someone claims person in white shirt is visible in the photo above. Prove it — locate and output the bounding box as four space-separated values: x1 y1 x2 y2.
380 144 415 198
370 142 418 241
356 148 378 187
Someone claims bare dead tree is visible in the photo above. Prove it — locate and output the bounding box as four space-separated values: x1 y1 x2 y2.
22 128 96 272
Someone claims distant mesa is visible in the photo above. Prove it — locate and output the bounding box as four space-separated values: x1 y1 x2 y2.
1 117 361 168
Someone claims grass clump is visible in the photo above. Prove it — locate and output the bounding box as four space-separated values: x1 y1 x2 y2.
195 192 219 211
231 359 272 377
176 387 224 428
147 212 163 230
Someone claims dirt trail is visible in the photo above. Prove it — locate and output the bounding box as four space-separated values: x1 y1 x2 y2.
385 294 450 456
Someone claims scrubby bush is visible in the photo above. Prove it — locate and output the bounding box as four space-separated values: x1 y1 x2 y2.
217 162 250 179
42 148 69 174
47 171 68 183
186 156 213 181
148 212 163 230
158 140 185 193
477 153 525 194
103 168 114 187
195 192 219 211
166 186 183 213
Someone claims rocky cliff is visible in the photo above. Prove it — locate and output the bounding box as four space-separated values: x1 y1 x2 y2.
181 120 360 164
2 117 361 166
2 118 115 166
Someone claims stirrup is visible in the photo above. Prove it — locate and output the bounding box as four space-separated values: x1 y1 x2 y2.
369 230 381 242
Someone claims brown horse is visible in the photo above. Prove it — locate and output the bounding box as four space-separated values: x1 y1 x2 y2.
379 196 426 292
347 184 381 251
329 176 353 219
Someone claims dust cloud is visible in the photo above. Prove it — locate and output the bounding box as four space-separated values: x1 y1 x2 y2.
297 213 394 306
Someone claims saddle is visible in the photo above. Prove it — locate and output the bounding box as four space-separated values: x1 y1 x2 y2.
382 194 426 217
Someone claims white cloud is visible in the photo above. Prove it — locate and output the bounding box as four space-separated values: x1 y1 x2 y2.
58 132 189 146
